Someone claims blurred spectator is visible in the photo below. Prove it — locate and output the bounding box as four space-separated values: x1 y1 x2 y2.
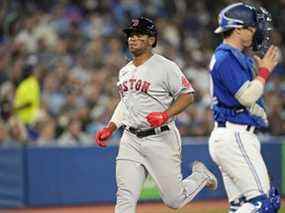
35 115 57 146
41 68 65 117
12 59 41 142
0 81 14 121
0 120 20 148
15 14 39 53
58 117 92 146
13 63 40 126
7 117 28 146
0 47 10 85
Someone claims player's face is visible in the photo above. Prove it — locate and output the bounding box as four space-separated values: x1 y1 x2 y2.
240 27 256 48
128 32 154 56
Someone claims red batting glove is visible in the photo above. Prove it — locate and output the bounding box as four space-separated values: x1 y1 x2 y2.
146 111 169 127
95 127 113 148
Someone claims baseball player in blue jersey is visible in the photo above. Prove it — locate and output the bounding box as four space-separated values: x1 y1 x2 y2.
208 3 280 213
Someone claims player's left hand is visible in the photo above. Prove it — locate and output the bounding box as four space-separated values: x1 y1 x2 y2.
146 111 169 127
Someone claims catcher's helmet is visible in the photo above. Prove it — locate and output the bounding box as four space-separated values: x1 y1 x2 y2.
214 3 258 34
123 17 158 47
215 2 273 56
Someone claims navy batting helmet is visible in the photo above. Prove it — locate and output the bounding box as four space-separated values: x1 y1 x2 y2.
215 2 273 55
123 17 158 47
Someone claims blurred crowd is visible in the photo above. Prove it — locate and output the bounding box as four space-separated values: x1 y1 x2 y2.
0 0 285 148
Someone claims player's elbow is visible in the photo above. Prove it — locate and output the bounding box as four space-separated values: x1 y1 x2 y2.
237 95 256 107
189 93 195 103
235 79 264 107
184 92 195 106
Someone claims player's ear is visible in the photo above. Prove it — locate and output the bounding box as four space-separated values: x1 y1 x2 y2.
148 36 156 47
235 28 242 36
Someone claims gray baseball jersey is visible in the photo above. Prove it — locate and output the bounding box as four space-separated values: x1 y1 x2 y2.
117 53 194 129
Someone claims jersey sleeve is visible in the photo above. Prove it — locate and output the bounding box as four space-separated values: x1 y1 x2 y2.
117 67 126 99
110 100 127 128
216 57 249 96
166 63 194 98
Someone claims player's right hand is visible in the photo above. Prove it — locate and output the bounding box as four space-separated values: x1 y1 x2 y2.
254 45 279 72
95 127 113 148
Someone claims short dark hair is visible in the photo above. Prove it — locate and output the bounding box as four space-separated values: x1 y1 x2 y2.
222 29 235 38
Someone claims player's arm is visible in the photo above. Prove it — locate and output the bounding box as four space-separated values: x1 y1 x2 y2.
146 63 194 127
95 68 128 147
165 92 194 117
13 102 32 112
108 100 126 131
95 100 125 147
235 45 279 107
146 92 194 128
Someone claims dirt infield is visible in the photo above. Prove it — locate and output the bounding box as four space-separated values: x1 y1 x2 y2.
0 200 227 213
1 199 284 213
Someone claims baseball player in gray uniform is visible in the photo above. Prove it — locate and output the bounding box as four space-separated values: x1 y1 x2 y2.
95 17 217 213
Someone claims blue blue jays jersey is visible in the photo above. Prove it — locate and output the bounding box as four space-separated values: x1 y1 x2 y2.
209 43 267 128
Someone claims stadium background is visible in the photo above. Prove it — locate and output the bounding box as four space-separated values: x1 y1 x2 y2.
0 0 284 212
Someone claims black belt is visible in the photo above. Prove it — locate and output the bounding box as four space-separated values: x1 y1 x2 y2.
217 121 258 134
128 125 170 138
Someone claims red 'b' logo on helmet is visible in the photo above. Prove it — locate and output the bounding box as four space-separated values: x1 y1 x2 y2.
132 19 139 27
